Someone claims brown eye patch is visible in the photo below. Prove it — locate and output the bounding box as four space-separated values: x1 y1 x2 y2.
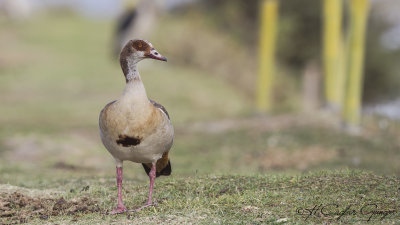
132 40 150 52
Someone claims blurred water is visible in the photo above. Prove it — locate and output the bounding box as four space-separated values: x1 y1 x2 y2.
372 0 400 50
29 0 123 18
22 0 196 19
381 25 400 50
365 98 400 120
165 0 196 9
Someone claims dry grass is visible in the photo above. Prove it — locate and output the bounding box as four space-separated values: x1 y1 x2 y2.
2 171 400 224
254 146 338 170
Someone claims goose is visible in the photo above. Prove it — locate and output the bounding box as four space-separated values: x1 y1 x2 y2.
99 39 173 214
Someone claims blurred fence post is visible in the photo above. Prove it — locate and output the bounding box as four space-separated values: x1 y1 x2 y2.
343 0 370 127
256 0 279 112
323 0 345 112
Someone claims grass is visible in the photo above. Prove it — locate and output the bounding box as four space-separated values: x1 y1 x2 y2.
1 12 400 224
2 170 400 224
0 12 251 135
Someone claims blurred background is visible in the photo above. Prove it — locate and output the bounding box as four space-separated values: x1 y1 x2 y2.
0 0 400 187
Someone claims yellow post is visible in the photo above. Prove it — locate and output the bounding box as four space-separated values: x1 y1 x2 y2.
323 0 345 112
343 0 370 126
256 0 279 112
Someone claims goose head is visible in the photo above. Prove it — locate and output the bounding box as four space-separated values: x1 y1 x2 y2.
120 39 167 65
119 39 167 81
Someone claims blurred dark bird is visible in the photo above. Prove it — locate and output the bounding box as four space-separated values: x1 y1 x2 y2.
99 39 173 214
112 0 158 58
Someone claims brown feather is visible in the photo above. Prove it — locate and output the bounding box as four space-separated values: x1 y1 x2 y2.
142 152 171 177
131 40 151 52
100 101 164 148
149 99 170 120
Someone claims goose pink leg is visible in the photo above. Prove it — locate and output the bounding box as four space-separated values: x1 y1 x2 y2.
110 166 128 214
130 162 157 212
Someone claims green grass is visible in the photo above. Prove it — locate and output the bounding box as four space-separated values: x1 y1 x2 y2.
0 12 251 135
1 12 400 224
2 170 400 224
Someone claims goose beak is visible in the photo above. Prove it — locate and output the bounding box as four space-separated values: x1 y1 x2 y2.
148 54 167 62
147 48 167 62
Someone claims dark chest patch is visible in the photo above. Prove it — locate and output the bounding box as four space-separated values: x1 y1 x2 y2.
116 135 142 147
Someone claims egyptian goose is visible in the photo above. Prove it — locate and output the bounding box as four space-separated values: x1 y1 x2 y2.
99 39 173 214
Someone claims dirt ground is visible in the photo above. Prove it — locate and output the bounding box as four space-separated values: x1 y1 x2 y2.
0 192 100 224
